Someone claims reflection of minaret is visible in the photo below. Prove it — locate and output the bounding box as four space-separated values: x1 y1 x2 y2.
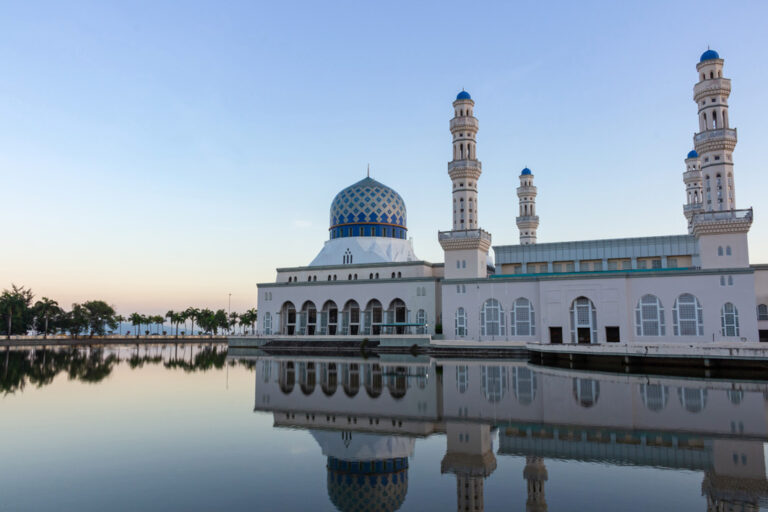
523 457 548 512
702 440 768 512
441 423 497 512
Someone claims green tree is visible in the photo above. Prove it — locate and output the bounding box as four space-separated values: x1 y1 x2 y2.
0 284 35 337
82 300 118 336
33 297 63 338
228 311 239 335
214 309 228 335
66 304 89 338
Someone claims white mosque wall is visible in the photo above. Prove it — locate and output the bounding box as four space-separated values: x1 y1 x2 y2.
441 270 759 343
698 232 750 269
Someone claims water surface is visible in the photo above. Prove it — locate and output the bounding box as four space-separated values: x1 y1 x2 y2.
1 345 766 511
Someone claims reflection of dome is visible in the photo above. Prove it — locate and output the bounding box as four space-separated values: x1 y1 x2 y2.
327 457 408 512
329 177 407 240
312 431 413 512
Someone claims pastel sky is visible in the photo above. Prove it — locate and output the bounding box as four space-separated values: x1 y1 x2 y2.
1 0 767 314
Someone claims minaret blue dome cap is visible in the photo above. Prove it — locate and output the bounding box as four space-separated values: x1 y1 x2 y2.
521 167 532 175
456 90 471 100
687 150 699 159
700 49 720 62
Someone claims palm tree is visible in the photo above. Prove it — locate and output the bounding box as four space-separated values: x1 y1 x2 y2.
33 297 60 339
228 311 239 335
129 313 143 337
115 314 125 336
184 307 200 336
165 310 175 336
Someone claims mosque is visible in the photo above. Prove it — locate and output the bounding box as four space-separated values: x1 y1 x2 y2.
256 50 768 345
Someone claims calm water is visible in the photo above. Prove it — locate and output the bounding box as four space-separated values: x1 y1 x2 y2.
1 344 767 511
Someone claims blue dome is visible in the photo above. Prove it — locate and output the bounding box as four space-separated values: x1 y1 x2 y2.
687 150 699 159
456 90 471 100
521 167 532 175
700 49 720 62
329 177 407 240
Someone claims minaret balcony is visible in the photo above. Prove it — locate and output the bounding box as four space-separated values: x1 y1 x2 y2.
693 78 731 101
683 170 702 182
691 208 753 236
694 128 737 145
450 117 479 131
683 203 703 213
448 160 482 172
516 215 539 223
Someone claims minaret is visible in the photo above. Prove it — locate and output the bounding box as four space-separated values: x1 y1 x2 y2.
688 50 752 270
693 49 736 212
682 150 703 233
439 91 492 279
523 457 548 512
516 168 539 245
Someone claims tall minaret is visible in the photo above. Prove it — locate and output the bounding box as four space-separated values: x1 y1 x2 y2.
693 49 737 212
439 91 492 279
516 167 539 245
449 90 481 231
682 150 703 233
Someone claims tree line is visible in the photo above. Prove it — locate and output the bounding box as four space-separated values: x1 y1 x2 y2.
0 284 257 338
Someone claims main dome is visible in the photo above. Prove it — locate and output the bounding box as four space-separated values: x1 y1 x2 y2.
329 177 407 240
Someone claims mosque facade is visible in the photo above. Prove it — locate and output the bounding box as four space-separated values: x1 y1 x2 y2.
257 50 768 345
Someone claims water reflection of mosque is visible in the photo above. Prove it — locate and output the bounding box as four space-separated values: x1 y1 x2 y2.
250 355 768 511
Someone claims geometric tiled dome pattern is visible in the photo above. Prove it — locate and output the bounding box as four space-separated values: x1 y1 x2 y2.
327 457 409 512
330 177 407 232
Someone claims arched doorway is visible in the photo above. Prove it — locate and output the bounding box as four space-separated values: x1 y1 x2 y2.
320 362 338 396
301 301 317 335
364 299 384 335
342 363 360 397
387 298 407 334
570 297 597 344
281 302 296 335
299 362 316 395
342 300 361 335
387 366 408 399
321 300 338 335
279 361 295 393
364 363 383 398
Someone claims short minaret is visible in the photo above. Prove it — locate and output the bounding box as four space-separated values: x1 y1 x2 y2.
516 167 539 245
682 150 703 233
439 91 492 279
693 49 737 211
523 457 548 512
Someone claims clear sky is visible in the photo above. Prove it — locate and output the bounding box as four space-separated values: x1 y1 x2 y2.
1 0 767 314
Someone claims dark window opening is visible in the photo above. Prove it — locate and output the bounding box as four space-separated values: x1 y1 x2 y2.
549 327 563 344
605 326 620 343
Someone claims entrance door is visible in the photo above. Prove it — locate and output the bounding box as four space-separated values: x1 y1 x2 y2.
577 327 591 344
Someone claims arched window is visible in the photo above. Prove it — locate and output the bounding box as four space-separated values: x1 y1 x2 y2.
481 365 507 403
673 294 704 336
718 246 724 256
570 297 597 343
481 299 505 336
728 276 733 286
512 367 537 405
281 302 296 335
264 312 272 335
639 383 668 412
456 365 469 393
635 294 665 336
455 307 467 337
572 378 599 408
678 387 707 413
364 364 383 398
721 302 740 337
510 298 535 336
726 245 732 256
757 304 768 321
